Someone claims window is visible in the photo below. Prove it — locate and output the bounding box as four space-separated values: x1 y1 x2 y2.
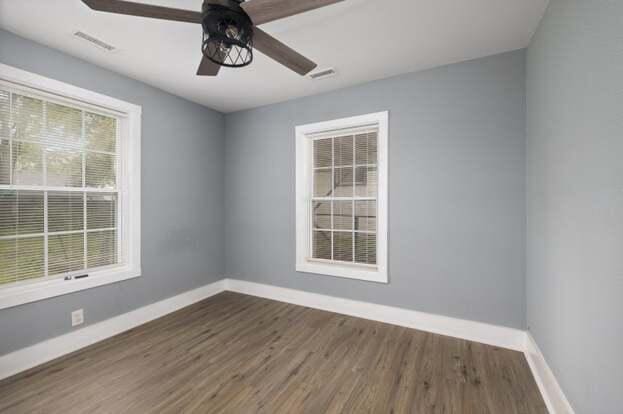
296 112 388 283
0 64 141 310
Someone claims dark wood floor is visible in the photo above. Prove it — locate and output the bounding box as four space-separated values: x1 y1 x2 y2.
0 292 546 413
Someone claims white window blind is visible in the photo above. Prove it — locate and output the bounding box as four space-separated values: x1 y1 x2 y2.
0 86 120 286
311 129 378 266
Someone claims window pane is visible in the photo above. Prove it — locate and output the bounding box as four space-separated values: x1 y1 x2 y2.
17 191 44 235
332 232 353 262
12 94 43 142
12 141 43 185
87 193 117 229
46 102 82 148
313 168 331 197
48 233 84 275
334 135 353 167
0 239 16 285
355 166 377 197
312 230 331 260
46 149 83 187
88 230 117 268
313 138 332 168
16 236 45 282
355 233 376 265
0 139 9 184
0 90 8 184
0 89 9 138
85 112 116 153
0 190 16 237
355 132 377 165
86 152 116 189
333 167 353 197
355 200 376 232
0 237 46 284
312 201 331 229
0 191 44 236
48 192 84 233
333 200 352 230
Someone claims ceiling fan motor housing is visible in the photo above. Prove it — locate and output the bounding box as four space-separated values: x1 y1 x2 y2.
202 0 253 67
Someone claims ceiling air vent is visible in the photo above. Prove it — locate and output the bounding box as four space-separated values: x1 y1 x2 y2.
309 68 337 80
73 31 116 52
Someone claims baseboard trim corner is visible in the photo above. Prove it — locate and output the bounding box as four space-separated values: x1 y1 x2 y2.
0 279 227 381
224 278 526 351
524 332 575 414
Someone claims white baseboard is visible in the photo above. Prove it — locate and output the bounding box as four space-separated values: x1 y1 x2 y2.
524 332 575 414
0 277 575 414
224 278 526 351
0 279 227 381
227 279 575 413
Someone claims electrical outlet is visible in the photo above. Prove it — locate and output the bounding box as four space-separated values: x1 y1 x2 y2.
71 309 84 327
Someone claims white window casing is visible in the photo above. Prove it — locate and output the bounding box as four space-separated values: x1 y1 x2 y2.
296 111 388 283
0 63 141 310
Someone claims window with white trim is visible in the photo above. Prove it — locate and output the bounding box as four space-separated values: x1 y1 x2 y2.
0 64 141 309
296 112 388 283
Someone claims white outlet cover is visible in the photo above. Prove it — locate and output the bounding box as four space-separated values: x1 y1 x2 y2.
71 309 84 327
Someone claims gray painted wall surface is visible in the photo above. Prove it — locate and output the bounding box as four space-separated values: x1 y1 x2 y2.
526 1 623 412
0 29 529 357
0 30 225 356
225 50 527 329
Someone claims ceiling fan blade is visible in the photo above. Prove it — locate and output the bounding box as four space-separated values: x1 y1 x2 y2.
197 56 222 76
241 0 343 25
253 28 317 75
81 0 202 24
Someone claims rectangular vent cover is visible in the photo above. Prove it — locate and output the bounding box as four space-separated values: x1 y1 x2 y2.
309 68 337 80
73 31 116 52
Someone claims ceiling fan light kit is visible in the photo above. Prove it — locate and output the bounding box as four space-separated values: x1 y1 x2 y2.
201 0 253 68
82 0 344 77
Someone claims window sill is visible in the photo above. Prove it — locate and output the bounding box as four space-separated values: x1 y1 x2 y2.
296 261 388 284
0 266 142 311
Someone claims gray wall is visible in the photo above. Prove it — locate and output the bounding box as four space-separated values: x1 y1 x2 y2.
0 30 225 356
526 1 623 412
225 50 527 329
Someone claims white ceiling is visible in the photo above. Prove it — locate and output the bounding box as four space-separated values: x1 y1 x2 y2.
0 0 548 113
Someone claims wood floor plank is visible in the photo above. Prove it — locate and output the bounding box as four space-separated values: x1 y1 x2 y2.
0 292 547 413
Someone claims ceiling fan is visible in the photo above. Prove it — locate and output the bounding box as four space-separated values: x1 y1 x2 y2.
81 0 344 76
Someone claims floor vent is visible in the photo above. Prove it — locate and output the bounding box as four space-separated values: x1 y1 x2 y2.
309 68 337 80
73 31 116 52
